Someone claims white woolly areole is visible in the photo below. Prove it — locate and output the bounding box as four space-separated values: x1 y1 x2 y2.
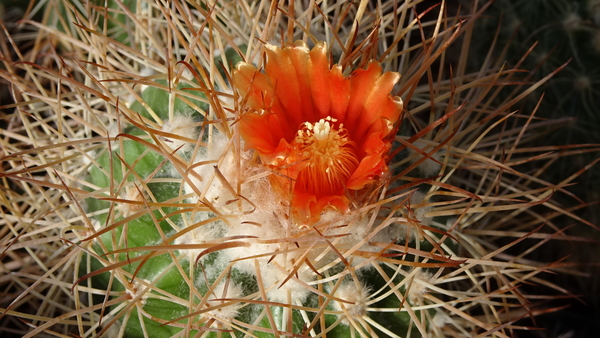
183 132 240 209
332 282 371 323
160 115 198 154
174 217 225 264
383 191 433 243
104 121 127 138
139 67 155 92
308 211 384 269
261 263 315 304
125 278 151 306
406 270 433 304
206 280 243 322
409 191 432 225
407 140 444 177
118 185 146 218
432 311 451 328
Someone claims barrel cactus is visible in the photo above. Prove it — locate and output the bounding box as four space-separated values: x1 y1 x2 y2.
1 1 597 337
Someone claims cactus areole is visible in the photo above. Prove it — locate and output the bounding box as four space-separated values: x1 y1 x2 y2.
233 41 403 226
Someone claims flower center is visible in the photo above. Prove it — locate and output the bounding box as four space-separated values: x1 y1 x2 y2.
294 117 359 196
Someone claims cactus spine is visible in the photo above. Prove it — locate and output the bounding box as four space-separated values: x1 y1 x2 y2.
1 1 597 337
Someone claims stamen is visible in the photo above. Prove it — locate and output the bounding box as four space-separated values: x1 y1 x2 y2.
294 116 358 196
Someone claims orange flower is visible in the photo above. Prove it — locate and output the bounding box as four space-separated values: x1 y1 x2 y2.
233 41 403 226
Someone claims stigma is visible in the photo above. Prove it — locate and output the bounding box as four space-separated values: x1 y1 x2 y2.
312 119 331 141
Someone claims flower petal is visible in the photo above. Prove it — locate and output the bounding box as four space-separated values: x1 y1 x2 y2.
234 62 274 110
346 124 390 189
329 65 351 123
235 63 297 146
353 71 402 145
308 42 332 119
292 189 350 225
238 113 276 153
264 44 306 129
345 61 384 134
287 41 317 123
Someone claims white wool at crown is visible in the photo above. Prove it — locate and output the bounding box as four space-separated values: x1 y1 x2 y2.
160 115 199 154
183 132 238 207
177 127 413 303
175 131 311 302
205 280 244 322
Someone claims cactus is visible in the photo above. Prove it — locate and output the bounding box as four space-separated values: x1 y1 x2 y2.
1 1 598 337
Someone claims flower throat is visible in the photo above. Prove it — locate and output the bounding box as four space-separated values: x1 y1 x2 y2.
294 117 359 196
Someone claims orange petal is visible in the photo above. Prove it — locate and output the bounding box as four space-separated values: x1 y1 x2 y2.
264 44 305 129
346 153 386 190
234 63 274 110
287 41 317 123
346 123 391 189
345 61 384 134
292 189 350 225
352 72 402 144
308 42 331 120
239 113 276 153
235 62 297 142
329 65 351 123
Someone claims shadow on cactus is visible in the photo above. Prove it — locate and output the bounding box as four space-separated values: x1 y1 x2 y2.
466 0 600 211
0 1 598 337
